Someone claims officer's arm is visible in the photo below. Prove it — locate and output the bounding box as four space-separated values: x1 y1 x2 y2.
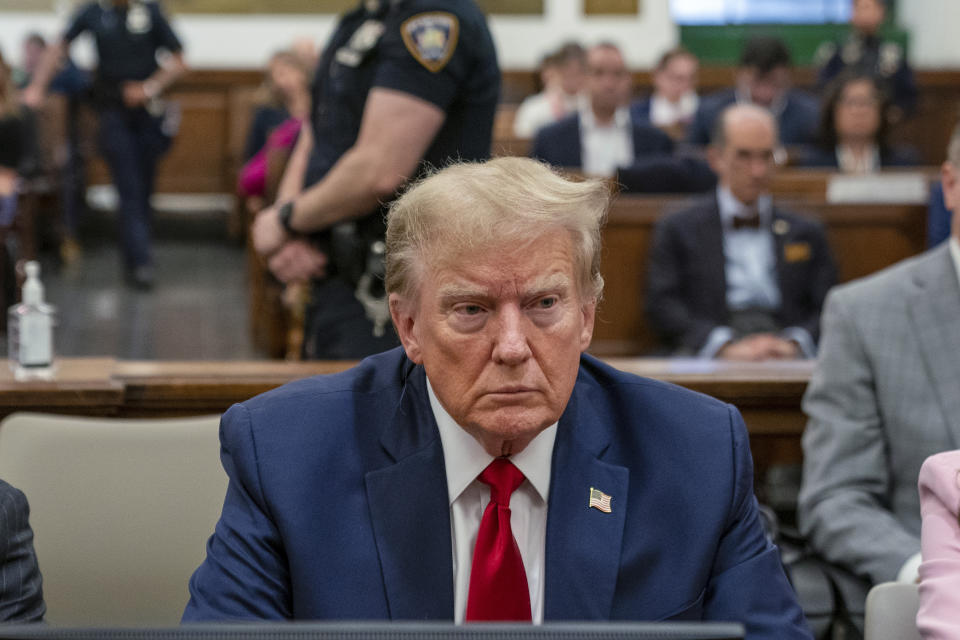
141 51 188 100
257 87 444 246
275 124 314 205
22 39 68 108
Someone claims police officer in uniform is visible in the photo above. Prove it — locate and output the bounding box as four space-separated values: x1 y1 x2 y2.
25 0 187 289
815 0 916 119
251 0 499 360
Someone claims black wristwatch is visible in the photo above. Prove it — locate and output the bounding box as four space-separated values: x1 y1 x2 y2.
278 201 297 235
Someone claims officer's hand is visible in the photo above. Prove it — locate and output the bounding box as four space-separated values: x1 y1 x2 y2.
21 84 45 110
122 82 149 108
267 239 327 284
252 205 288 256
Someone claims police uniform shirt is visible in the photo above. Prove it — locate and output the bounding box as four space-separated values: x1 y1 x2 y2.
64 1 183 105
306 0 500 187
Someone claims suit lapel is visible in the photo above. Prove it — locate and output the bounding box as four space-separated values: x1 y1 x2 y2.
544 384 629 620
570 115 584 168
907 247 960 447
364 366 454 620
697 197 728 314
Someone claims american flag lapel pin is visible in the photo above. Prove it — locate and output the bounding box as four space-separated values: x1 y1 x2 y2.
588 487 612 513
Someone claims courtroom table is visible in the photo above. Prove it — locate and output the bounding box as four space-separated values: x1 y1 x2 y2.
0 357 814 490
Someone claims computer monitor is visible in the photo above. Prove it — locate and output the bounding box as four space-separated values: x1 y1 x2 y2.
0 622 745 640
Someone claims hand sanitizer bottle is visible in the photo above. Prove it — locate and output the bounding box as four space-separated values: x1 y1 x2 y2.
8 261 56 380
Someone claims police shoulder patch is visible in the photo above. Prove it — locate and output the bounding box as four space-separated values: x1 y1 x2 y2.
400 12 460 73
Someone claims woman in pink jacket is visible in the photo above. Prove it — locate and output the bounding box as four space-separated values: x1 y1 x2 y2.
917 449 960 639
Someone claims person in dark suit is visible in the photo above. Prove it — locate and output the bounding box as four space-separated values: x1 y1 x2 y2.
796 71 918 171
630 47 699 140
530 42 674 177
0 479 45 623
647 104 836 359
183 157 811 638
686 37 819 147
815 0 916 119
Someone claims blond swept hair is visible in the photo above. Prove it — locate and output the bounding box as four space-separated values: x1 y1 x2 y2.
385 157 611 305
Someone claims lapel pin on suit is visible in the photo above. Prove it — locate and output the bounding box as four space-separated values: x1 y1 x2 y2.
773 219 790 235
588 487 612 513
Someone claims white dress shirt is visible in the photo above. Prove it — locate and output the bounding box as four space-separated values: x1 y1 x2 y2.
579 105 634 178
427 378 555 624
649 92 699 128
513 91 581 138
949 235 960 285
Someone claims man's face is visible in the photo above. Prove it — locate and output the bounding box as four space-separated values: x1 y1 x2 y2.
586 47 631 114
557 58 587 97
390 230 596 457
654 54 698 104
941 161 960 242
738 66 790 108
710 112 778 205
852 0 885 36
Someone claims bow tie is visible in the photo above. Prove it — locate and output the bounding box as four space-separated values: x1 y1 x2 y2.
731 210 762 230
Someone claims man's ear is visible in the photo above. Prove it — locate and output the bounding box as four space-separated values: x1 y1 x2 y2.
942 161 958 212
579 299 596 353
389 293 423 363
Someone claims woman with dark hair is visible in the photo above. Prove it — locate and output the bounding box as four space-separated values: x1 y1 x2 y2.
800 71 918 172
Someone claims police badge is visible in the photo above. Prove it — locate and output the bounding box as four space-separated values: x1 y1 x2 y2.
400 12 459 73
126 1 152 34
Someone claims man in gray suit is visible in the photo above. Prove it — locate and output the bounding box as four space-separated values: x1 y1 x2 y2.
798 122 960 589
0 479 45 622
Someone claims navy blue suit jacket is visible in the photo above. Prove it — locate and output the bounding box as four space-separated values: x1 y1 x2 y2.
646 196 837 353
530 112 674 169
629 97 652 123
686 89 819 146
183 348 810 638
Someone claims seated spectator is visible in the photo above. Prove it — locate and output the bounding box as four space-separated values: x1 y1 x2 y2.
0 479 45 622
928 181 952 248
237 49 311 209
917 450 960 640
687 36 819 147
242 48 313 165
0 46 26 225
512 42 585 138
530 42 673 178
798 72 918 171
646 104 836 359
815 0 916 120
17 31 91 264
630 47 699 140
798 122 960 627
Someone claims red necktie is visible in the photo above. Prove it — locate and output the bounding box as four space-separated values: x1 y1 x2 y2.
465 458 532 622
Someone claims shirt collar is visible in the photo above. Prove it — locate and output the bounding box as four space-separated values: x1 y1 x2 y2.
580 104 631 131
716 184 773 227
949 236 960 288
427 377 556 506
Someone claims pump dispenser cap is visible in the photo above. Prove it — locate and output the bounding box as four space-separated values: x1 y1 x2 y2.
22 261 44 306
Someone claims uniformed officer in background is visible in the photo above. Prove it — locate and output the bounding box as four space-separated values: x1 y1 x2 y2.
25 0 187 289
251 0 500 360
815 0 916 119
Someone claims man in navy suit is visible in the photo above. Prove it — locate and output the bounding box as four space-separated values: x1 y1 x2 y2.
630 47 700 140
183 156 811 638
530 42 674 176
686 37 819 147
0 479 45 623
648 105 836 359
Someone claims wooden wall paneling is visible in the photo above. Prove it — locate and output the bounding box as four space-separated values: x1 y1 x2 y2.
156 90 229 193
